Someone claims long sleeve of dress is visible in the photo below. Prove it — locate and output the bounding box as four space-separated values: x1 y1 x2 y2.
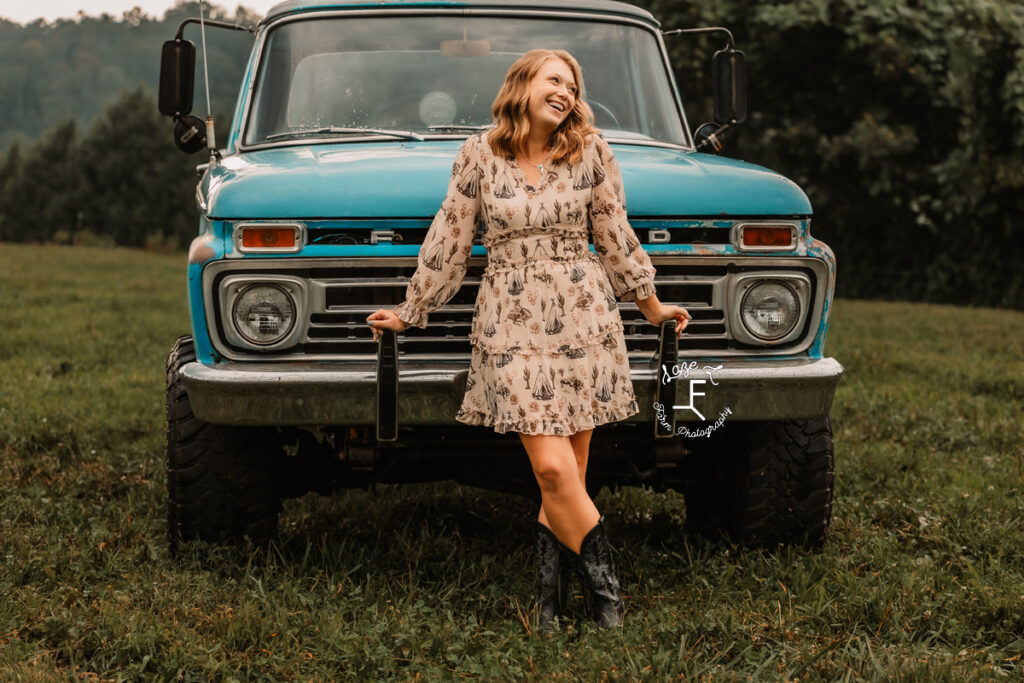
393 136 482 329
588 135 657 303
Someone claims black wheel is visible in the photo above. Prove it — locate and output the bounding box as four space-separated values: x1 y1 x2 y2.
165 335 283 550
683 417 835 548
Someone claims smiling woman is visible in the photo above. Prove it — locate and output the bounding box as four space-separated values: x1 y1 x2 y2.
366 47 691 632
488 50 593 179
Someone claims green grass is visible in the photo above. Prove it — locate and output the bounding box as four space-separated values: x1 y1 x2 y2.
1 242 1023 680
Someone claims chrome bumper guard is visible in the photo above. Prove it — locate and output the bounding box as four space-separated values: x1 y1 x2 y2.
180 323 844 429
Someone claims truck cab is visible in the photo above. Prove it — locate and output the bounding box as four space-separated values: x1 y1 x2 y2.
160 0 843 550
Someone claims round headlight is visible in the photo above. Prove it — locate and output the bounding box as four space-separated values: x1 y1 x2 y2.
740 281 800 340
232 284 296 345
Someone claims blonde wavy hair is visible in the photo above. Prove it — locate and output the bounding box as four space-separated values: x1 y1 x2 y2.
488 49 598 165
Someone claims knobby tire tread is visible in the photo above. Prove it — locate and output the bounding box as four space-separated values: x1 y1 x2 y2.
682 417 835 549
165 336 282 551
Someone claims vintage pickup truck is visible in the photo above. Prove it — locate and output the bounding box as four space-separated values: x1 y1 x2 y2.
158 0 843 550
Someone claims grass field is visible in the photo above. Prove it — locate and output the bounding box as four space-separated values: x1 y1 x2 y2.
1 243 1023 680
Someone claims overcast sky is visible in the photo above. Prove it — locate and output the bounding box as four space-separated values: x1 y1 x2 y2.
0 0 279 24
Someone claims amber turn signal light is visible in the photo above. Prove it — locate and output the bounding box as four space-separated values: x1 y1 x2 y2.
742 226 793 248
241 227 297 249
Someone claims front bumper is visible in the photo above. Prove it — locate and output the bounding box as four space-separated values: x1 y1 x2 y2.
180 355 844 427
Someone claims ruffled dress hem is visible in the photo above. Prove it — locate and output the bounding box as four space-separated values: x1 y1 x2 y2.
454 397 640 436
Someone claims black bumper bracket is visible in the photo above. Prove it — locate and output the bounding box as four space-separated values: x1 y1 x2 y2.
376 329 398 442
654 320 678 439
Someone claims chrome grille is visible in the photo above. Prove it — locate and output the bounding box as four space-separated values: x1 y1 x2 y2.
204 256 825 361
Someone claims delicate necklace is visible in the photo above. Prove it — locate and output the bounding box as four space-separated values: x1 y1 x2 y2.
520 148 553 177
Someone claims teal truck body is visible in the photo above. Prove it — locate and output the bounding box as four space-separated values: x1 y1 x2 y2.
161 0 843 549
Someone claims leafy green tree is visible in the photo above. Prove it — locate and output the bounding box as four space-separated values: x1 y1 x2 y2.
0 138 25 241
638 0 1024 307
1 118 82 243
78 87 199 247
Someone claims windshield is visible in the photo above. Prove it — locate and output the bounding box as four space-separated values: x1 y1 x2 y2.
244 15 687 147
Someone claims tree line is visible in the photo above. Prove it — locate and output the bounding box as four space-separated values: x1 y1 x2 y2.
0 0 1021 309
0 87 224 250
0 1 255 150
0 1 254 250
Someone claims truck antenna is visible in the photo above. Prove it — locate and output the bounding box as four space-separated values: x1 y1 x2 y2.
198 1 217 165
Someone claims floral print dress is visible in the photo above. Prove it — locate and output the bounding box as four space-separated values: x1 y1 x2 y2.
393 131 657 436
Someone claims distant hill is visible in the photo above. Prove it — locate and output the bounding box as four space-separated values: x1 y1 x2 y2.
0 1 258 150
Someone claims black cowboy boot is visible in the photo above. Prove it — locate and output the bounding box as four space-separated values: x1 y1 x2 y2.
534 521 572 631
571 516 625 628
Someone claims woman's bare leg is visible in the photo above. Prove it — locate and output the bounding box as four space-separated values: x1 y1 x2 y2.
521 430 600 553
538 428 593 529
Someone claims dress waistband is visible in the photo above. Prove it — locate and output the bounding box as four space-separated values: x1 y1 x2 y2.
485 232 593 270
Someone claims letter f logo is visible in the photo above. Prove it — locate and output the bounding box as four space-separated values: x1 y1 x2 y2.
674 379 706 421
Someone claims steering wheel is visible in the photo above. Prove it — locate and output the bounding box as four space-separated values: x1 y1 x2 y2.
589 100 620 128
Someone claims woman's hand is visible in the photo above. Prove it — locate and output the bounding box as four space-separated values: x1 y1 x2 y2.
642 303 691 337
634 292 690 336
366 309 407 342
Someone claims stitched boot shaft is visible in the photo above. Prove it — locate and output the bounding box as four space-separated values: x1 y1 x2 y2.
534 522 571 630
572 516 625 628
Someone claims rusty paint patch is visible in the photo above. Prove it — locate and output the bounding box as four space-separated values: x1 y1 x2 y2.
686 245 725 256
188 234 216 265
809 239 837 274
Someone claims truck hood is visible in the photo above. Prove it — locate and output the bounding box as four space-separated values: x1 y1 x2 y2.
205 141 811 219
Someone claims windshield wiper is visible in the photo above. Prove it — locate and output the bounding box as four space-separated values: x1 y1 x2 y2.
266 126 424 141
426 124 493 133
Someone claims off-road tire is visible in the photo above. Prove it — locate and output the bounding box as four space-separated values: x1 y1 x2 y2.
681 430 730 536
684 417 835 548
165 335 283 550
